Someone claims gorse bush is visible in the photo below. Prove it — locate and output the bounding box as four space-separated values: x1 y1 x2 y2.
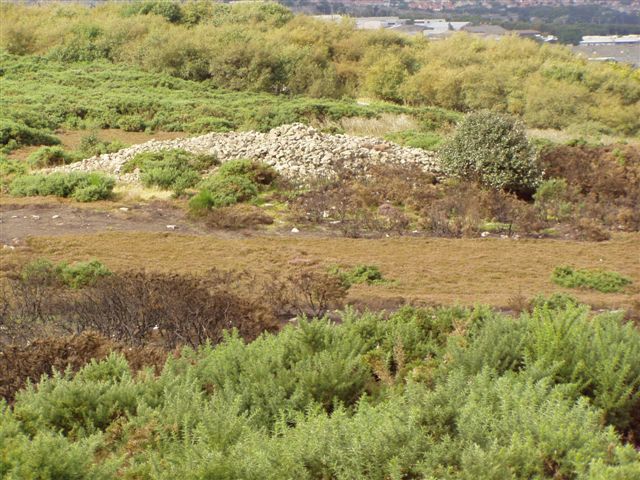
2 303 640 478
440 111 542 196
552 265 633 293
190 175 259 211
0 155 27 190
216 158 278 186
9 172 115 201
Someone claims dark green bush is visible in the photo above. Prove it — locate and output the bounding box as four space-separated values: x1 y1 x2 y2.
9 172 115 201
190 174 259 213
440 111 541 196
552 265 633 293
0 119 60 153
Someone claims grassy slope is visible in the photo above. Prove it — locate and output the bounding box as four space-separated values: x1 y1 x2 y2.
0 53 455 138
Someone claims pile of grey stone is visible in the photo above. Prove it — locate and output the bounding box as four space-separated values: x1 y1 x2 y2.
50 123 441 183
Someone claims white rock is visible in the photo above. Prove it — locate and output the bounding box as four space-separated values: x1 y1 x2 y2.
119 207 129 211
51 215 60 219
291 227 300 233
166 225 177 230
481 231 490 238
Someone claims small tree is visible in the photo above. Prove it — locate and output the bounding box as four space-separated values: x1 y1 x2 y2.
440 111 541 196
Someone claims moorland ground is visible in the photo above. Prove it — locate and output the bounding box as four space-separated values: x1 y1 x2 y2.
1 2 640 479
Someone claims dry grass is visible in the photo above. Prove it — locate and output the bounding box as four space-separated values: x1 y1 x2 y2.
339 114 419 137
5 231 638 310
527 128 640 147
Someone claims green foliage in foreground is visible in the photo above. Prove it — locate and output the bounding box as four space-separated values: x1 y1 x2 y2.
22 258 112 289
552 265 633 293
3 303 640 478
9 172 115 201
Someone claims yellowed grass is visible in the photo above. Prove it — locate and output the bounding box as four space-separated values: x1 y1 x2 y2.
527 128 640 147
5 231 638 310
340 114 419 137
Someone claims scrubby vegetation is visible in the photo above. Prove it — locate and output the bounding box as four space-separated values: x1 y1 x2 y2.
1 297 639 478
123 149 218 195
9 172 115 201
552 265 633 293
189 159 277 213
26 146 80 169
1 0 639 151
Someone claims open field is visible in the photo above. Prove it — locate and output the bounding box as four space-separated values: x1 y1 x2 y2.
4 227 637 310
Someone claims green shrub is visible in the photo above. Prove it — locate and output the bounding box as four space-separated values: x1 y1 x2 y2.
58 260 112 289
448 303 640 432
552 265 632 293
190 174 259 212
5 305 640 478
118 115 146 132
533 178 573 221
440 111 541 195
27 146 79 168
0 119 60 153
21 258 111 289
9 172 115 201
330 264 386 287
216 159 278 187
0 155 27 190
123 149 217 194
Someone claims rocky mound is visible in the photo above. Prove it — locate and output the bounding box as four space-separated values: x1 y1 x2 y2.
51 123 441 182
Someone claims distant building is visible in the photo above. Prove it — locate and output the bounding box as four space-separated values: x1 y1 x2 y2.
573 43 640 67
461 24 509 39
355 16 403 29
580 35 640 45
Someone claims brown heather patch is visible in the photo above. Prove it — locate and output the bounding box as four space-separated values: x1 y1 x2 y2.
4 231 638 310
